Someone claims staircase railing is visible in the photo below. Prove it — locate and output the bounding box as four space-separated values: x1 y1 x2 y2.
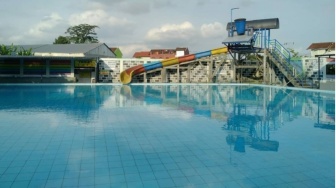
268 39 303 86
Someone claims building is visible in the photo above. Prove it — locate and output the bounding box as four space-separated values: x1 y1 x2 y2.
133 51 150 59
0 43 115 83
307 42 335 57
301 42 335 90
132 47 189 59
110 47 123 58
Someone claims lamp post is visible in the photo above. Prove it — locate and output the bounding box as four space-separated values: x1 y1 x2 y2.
230 8 239 37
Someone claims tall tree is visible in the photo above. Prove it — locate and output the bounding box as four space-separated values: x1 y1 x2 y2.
65 24 99 44
53 36 70 44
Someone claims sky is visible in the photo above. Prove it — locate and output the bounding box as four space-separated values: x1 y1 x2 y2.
0 0 334 57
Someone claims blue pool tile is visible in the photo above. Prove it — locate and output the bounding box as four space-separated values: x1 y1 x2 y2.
110 167 124 175
151 164 166 172
10 181 30 188
62 178 79 187
95 175 110 185
44 179 63 188
123 165 139 174
49 172 65 182
172 177 190 187
154 170 171 179
15 173 34 181
110 174 126 183
142 180 159 188
168 169 185 178
127 181 144 188
0 173 18 182
181 168 198 176
157 178 176 188
125 173 142 182
4 166 22 174
28 180 47 188
140 171 156 181
137 165 153 173
78 176 94 186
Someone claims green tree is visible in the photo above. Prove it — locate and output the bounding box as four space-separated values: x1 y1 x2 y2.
65 24 99 43
53 36 70 44
17 47 34 56
0 44 17 55
288 48 300 58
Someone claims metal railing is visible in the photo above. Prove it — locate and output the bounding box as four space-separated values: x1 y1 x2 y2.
268 39 304 86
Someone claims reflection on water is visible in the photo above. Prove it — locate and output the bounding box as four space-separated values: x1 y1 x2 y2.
0 84 334 153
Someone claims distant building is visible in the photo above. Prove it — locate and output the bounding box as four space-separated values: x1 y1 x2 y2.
307 42 335 57
110 47 123 58
301 42 335 90
133 51 151 59
132 47 189 59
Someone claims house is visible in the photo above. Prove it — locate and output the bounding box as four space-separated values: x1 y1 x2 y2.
307 42 335 57
110 47 123 58
302 42 335 90
132 47 189 59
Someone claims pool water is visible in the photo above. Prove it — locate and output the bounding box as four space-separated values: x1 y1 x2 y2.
0 84 334 188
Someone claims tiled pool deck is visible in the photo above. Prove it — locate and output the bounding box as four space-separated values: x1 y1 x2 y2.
0 84 334 188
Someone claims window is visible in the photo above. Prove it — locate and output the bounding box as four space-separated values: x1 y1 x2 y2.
326 64 335 75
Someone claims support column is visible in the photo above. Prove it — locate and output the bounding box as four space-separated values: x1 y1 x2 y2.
70 59 75 77
187 64 191 83
20 58 24 76
263 49 267 84
177 64 180 83
46 59 50 77
161 68 166 83
232 54 236 83
144 73 147 83
208 58 213 83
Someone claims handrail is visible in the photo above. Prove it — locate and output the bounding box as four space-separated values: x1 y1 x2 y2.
269 39 291 62
267 40 304 86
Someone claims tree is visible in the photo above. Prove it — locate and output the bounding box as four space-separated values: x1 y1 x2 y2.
17 47 34 56
53 36 70 44
288 48 300 58
65 24 99 43
0 44 17 55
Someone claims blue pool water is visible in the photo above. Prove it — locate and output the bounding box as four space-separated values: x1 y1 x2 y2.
0 84 334 188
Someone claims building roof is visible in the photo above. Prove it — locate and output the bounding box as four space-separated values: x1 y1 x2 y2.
307 42 335 50
133 51 150 58
9 43 115 58
16 43 103 53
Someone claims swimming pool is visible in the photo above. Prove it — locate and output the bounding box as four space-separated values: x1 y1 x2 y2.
0 84 334 188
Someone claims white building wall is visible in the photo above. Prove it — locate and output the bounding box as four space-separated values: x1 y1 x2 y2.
310 49 335 57
175 51 185 57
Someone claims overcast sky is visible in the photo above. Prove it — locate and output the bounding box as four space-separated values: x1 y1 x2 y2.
0 0 334 57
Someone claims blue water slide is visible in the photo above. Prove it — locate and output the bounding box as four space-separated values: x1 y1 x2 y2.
143 61 163 71
195 51 211 59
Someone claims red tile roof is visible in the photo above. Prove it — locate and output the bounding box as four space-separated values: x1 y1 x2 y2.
133 51 150 58
307 42 335 50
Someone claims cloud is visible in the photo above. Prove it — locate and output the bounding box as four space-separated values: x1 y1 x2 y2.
145 22 197 46
69 9 132 27
1 13 65 44
117 44 151 58
28 13 63 37
200 22 226 38
68 9 135 42
90 0 173 15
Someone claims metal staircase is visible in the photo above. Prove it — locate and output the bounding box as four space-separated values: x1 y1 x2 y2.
266 39 302 87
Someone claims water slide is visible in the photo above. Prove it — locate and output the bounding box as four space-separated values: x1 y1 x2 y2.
120 47 228 84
